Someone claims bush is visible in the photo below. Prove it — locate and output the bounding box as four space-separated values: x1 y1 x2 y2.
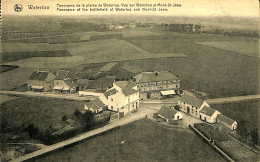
24 124 39 138
153 113 158 119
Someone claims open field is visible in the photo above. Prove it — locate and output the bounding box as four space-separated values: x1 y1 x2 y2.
4 39 186 69
0 65 18 73
37 119 223 162
124 32 259 98
122 64 146 73
0 97 85 133
0 67 35 90
196 41 259 58
99 62 118 72
122 28 161 37
0 50 71 63
0 95 18 104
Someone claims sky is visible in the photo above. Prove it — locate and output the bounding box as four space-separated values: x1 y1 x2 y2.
2 0 259 17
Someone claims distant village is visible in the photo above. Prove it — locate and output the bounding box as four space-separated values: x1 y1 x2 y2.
28 69 237 131
2 20 258 40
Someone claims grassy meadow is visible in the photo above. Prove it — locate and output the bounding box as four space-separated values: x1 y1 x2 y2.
37 119 224 162
0 97 85 133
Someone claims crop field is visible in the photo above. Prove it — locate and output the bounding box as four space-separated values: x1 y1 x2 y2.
37 119 223 162
122 28 161 37
195 41 259 58
0 50 71 63
124 32 259 98
0 65 18 73
121 64 146 74
4 39 186 69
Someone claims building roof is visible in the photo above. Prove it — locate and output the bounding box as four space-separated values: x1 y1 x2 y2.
217 114 236 126
122 88 138 96
134 71 179 83
179 94 204 108
114 81 136 89
28 70 53 81
114 81 138 96
85 98 105 111
103 88 118 98
55 70 74 80
158 107 179 119
87 76 115 91
200 106 218 117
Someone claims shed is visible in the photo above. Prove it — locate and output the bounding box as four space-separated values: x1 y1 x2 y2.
217 114 237 130
157 107 182 122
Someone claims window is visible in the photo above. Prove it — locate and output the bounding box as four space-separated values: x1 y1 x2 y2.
196 111 198 115
176 85 178 88
111 98 113 102
111 106 113 110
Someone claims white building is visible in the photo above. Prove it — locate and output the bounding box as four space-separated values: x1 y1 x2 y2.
178 93 209 118
199 106 220 123
104 81 139 116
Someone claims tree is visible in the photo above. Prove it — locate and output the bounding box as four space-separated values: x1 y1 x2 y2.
174 105 180 111
81 110 95 130
237 120 249 139
25 124 39 138
62 115 67 122
250 128 259 146
74 109 81 118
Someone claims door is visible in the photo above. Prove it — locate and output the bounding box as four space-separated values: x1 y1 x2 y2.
187 106 190 114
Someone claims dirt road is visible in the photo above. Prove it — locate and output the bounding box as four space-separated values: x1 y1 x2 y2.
0 90 93 101
205 94 260 104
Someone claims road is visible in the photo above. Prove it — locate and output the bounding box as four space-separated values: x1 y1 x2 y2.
0 90 94 101
205 94 260 104
12 107 157 162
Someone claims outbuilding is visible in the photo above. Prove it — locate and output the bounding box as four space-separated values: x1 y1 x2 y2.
84 98 106 114
199 106 220 123
157 107 183 122
217 114 237 130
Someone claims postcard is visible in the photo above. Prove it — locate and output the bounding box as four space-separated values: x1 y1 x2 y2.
1 0 259 161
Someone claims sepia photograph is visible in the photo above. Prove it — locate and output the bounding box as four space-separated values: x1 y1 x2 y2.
0 0 259 161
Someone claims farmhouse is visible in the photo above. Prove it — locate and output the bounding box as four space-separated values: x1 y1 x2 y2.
28 70 56 92
84 98 106 114
217 114 237 130
157 106 183 122
199 106 220 123
105 80 139 116
178 93 209 118
133 71 180 100
53 70 78 94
